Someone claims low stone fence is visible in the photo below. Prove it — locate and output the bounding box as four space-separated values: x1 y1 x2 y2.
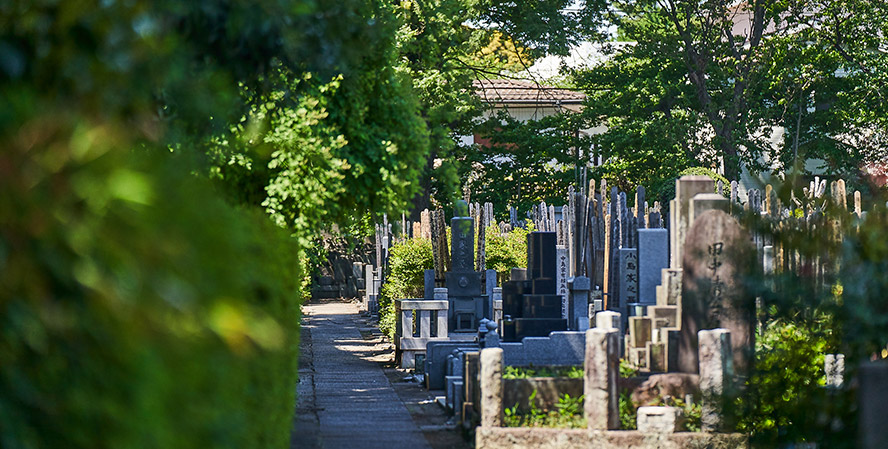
475 328 749 449
476 428 744 449
394 298 448 368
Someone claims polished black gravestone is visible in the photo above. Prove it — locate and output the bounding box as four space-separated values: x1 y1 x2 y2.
445 200 485 332
501 232 567 341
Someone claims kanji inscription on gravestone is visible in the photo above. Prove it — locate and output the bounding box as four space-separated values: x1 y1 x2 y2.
557 246 569 319
705 241 726 319
679 210 756 375
621 249 639 305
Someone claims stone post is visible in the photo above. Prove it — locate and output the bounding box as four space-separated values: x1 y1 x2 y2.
364 264 374 311
434 288 449 338
595 310 620 331
585 328 619 430
859 361 888 449
569 276 591 331
480 347 504 427
698 328 733 432
492 287 503 326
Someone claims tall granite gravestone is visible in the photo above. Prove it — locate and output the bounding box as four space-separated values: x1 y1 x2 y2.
690 193 730 221
859 361 888 449
637 229 668 305
445 200 485 332
670 176 716 268
424 269 436 299
678 210 756 375
556 246 569 319
501 232 567 341
618 248 638 328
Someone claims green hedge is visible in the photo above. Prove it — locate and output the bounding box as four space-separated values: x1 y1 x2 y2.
485 224 531 285
0 147 301 449
379 238 433 339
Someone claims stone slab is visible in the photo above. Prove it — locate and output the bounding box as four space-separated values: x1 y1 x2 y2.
638 229 668 305
476 427 747 449
679 210 756 375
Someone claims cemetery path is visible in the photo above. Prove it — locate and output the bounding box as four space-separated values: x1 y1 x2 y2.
292 298 452 449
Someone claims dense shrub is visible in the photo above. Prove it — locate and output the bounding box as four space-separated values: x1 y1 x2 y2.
378 237 433 339
485 224 531 284
734 184 888 447
0 146 300 449
738 320 831 444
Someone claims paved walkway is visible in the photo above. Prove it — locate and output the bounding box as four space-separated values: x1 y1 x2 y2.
292 299 431 449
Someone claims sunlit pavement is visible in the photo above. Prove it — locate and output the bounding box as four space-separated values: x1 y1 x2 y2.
292 298 431 449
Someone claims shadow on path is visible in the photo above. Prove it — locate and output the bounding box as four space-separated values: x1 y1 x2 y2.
291 298 432 449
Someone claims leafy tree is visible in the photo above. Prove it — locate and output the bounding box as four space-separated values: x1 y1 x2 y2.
572 0 778 182
391 0 609 215
0 1 437 448
569 0 888 190
458 111 592 216
752 0 888 185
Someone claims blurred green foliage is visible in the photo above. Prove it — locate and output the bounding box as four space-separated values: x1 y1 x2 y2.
738 320 833 445
0 145 299 449
0 1 440 447
733 183 888 447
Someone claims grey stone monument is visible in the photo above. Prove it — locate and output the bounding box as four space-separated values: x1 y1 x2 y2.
500 232 567 341
569 276 591 331
859 361 888 449
424 268 436 299
638 229 668 305
445 200 485 332
679 210 756 375
557 245 569 319
670 176 716 268
619 248 638 329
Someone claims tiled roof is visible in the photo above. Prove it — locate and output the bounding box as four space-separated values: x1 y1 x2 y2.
473 78 585 105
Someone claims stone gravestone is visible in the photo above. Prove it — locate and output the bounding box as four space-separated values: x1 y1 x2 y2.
424 269 436 299
445 200 484 332
859 361 888 449
619 248 638 330
569 276 591 331
500 232 567 341
556 246 569 319
485 268 497 319
637 229 668 305
678 210 756 375
690 193 729 222
670 176 716 268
